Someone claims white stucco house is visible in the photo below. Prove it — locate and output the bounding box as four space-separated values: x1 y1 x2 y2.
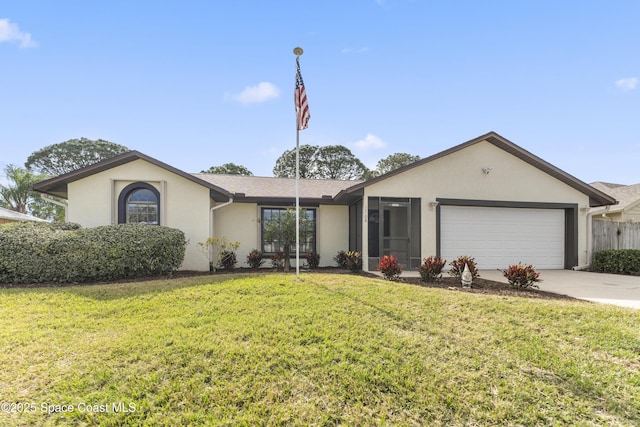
33 132 616 272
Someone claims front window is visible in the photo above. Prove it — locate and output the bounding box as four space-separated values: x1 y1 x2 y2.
126 188 159 224
118 182 160 225
261 207 316 254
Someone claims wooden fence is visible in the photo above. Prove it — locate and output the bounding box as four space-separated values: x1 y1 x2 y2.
592 220 640 254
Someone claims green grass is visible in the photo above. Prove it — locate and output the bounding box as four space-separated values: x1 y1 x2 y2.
1 273 639 426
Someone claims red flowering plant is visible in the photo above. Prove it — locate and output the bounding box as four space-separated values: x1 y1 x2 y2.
417 256 446 282
500 263 542 289
448 256 479 280
378 255 402 281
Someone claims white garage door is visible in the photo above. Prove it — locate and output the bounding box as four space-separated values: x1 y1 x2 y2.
440 206 564 269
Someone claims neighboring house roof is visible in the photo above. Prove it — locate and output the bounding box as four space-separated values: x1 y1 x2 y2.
0 206 47 222
589 182 640 213
337 131 617 207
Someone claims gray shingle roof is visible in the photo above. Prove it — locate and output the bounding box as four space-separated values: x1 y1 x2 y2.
590 182 640 212
192 174 362 200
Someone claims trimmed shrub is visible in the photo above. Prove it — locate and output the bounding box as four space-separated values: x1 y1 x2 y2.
417 256 446 282
448 256 480 279
305 252 320 269
592 249 640 275
0 222 186 284
500 263 542 289
378 255 402 281
246 249 265 270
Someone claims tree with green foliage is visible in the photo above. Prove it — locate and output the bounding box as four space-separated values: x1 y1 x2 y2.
0 164 63 220
272 144 321 179
25 138 129 176
262 208 314 272
273 144 370 180
201 163 253 176
374 153 421 176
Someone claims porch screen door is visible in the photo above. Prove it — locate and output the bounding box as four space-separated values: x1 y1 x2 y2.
380 199 411 268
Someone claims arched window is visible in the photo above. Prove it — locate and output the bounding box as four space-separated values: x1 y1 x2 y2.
118 182 160 225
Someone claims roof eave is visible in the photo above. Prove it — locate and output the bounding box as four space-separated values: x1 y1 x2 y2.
343 131 618 207
231 195 352 205
32 151 234 201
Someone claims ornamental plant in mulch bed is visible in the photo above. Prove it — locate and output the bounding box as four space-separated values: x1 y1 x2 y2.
378 255 402 281
500 263 542 289
345 251 363 272
271 252 285 271
304 252 321 269
246 249 265 270
218 249 238 270
448 255 479 280
417 256 447 282
334 250 349 269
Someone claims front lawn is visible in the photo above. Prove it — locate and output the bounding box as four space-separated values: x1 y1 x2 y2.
1 274 638 426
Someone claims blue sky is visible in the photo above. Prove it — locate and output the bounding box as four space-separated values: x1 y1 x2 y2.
2 1 639 184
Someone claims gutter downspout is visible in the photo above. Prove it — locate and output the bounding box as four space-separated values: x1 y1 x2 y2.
40 194 68 222
572 205 611 271
209 198 233 271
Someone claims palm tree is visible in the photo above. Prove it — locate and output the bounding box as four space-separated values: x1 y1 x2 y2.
0 165 63 220
0 165 34 213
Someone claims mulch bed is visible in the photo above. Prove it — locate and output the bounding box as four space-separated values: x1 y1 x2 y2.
395 275 577 301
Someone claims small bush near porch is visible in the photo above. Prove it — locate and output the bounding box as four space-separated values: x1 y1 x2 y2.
1 274 638 426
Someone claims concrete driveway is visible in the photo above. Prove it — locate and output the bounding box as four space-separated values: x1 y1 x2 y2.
480 269 640 309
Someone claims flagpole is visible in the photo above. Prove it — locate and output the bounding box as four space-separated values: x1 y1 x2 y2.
295 112 300 279
294 47 303 279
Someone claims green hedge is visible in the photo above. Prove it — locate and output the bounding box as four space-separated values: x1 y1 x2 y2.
0 222 186 284
591 249 640 275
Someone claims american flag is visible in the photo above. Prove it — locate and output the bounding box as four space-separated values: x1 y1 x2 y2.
294 57 310 130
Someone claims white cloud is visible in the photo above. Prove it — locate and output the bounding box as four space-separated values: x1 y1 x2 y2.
615 77 638 91
353 134 387 151
229 82 280 104
0 18 38 48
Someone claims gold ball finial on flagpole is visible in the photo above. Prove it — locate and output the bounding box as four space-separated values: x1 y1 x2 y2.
293 47 303 56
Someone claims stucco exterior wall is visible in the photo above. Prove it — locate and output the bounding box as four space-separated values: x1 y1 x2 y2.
211 202 259 269
361 140 591 267
67 159 211 271
317 205 349 266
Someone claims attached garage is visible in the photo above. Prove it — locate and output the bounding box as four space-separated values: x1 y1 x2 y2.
439 204 566 269
341 132 616 271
